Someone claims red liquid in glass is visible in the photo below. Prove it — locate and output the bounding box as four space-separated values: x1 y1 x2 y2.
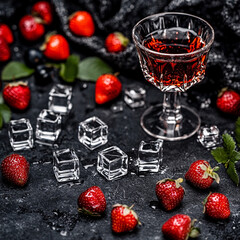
142 28 207 91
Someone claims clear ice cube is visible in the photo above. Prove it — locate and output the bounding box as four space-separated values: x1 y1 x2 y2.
8 118 33 151
124 85 146 108
137 139 163 173
36 109 62 146
48 84 73 115
197 125 220 149
53 148 80 183
97 146 128 180
78 116 108 150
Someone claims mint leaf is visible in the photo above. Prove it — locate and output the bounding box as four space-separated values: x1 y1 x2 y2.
211 147 228 163
226 161 239 186
222 133 236 155
0 93 3 104
0 104 11 123
60 55 79 83
2 61 34 81
0 114 3 129
231 150 240 163
77 57 113 82
235 117 240 148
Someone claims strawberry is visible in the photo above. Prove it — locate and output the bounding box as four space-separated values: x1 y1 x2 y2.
78 186 106 216
203 192 231 220
0 36 11 62
111 204 140 233
32 1 53 25
41 34 70 60
1 154 29 187
162 214 200 240
185 160 220 189
156 178 185 211
0 23 14 44
105 32 129 53
19 15 45 41
3 82 31 110
216 88 240 116
95 74 122 104
69 11 95 37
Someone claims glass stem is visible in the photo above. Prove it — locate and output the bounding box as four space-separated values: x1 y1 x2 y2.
160 92 183 129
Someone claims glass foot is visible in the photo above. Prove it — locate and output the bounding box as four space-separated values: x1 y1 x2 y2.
140 104 201 141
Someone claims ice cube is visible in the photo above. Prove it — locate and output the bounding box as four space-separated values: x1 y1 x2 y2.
124 85 146 108
137 139 163 173
78 116 108 150
49 84 73 115
8 118 33 151
97 146 128 180
53 148 80 183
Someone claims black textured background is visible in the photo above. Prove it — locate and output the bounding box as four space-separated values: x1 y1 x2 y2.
0 0 240 239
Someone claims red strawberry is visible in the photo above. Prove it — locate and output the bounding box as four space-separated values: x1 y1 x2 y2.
95 74 122 104
156 178 185 211
105 32 129 53
19 15 45 41
69 11 95 37
41 34 70 60
3 82 31 110
78 186 106 216
185 160 220 189
203 192 231 220
32 1 53 25
1 154 29 187
111 204 140 233
162 214 200 240
0 36 11 62
0 23 14 44
216 88 240 116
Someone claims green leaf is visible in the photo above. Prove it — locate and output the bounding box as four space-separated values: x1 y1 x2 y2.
0 114 3 129
1 61 34 81
235 117 240 148
0 104 11 123
226 161 239 186
77 57 113 82
59 55 80 83
231 150 240 163
211 147 228 164
222 133 236 155
0 93 3 104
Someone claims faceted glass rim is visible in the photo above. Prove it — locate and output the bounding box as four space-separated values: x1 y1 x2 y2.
132 12 215 58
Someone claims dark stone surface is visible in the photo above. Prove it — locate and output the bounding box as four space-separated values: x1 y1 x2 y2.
0 0 240 240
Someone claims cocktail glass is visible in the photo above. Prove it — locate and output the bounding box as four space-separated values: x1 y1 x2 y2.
132 12 214 140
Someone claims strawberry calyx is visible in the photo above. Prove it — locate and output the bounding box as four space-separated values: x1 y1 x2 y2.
39 31 57 51
217 87 228 98
113 204 141 225
32 16 46 24
78 207 101 217
200 163 220 184
7 81 28 87
202 192 212 213
114 32 129 48
188 219 201 239
156 178 184 189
